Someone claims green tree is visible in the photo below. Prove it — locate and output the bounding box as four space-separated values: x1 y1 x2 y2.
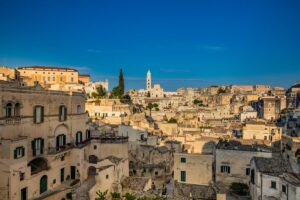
111 86 122 98
217 88 226 94
92 85 106 98
95 190 108 200
146 103 154 116
121 94 132 103
119 68 125 96
193 99 203 105
168 117 177 123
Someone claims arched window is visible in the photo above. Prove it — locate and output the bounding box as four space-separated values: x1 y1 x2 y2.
5 103 13 118
14 103 21 117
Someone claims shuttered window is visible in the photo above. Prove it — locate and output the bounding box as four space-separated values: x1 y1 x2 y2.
34 106 44 124
180 171 186 182
59 106 67 121
14 147 25 159
86 129 91 140
76 132 82 145
32 138 44 156
56 134 66 150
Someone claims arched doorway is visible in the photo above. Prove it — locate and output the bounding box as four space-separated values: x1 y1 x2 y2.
87 166 97 176
40 175 47 194
28 157 49 175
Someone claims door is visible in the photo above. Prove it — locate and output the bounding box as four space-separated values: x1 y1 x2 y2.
21 187 27 200
60 168 65 183
71 166 76 179
40 175 47 194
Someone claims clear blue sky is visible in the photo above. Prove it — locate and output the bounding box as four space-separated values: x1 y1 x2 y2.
0 0 300 91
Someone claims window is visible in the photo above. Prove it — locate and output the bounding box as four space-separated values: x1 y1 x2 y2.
59 106 67 121
14 103 21 117
20 172 25 181
282 185 286 193
34 106 44 124
180 157 186 163
32 138 44 156
77 105 81 113
180 171 186 182
76 132 82 145
60 76 63 82
271 181 277 189
86 130 91 140
106 175 109 179
52 77 55 81
71 77 74 82
94 145 97 150
246 168 250 176
42 76 45 82
48 77 50 81
5 103 13 117
221 165 231 174
14 147 25 159
56 134 66 150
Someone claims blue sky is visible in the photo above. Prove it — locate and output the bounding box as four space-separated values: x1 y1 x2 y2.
0 0 300 91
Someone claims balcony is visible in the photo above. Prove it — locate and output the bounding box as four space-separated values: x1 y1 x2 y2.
0 117 21 125
48 143 74 155
75 138 92 149
92 136 129 144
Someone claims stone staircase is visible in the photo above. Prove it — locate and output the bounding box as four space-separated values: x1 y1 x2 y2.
74 175 96 200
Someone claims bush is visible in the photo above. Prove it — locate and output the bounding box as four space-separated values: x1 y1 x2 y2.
111 192 121 198
123 193 136 200
168 118 177 123
95 190 108 200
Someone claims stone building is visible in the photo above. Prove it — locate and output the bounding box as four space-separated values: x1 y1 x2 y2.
17 66 80 87
286 81 300 109
242 120 281 143
215 140 272 190
257 96 282 121
253 85 271 94
0 80 88 200
0 80 129 200
174 153 213 186
250 156 300 200
84 80 109 95
0 66 20 81
85 98 131 124
216 93 233 106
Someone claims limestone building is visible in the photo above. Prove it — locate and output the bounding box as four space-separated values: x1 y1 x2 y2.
0 80 129 200
17 66 80 86
215 140 272 190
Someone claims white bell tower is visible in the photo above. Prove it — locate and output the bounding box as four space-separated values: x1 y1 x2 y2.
146 70 152 91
